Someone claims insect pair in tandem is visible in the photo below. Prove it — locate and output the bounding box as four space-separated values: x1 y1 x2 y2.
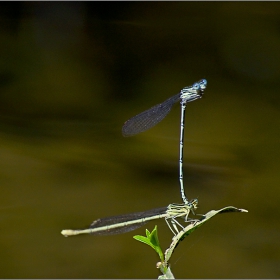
61 79 207 237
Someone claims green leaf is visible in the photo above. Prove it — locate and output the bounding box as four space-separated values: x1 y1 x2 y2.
133 205 247 278
164 206 248 263
134 225 164 262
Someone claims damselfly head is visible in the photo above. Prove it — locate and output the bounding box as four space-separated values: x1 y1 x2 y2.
189 198 199 210
197 79 207 91
180 79 207 103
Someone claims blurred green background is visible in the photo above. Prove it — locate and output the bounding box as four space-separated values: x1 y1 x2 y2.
0 2 279 278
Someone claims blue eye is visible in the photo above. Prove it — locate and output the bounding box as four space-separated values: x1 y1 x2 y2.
192 83 199 89
199 79 207 90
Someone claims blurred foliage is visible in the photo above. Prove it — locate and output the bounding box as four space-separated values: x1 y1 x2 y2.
0 2 279 278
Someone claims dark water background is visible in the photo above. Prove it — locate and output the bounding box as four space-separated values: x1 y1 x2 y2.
0 2 279 278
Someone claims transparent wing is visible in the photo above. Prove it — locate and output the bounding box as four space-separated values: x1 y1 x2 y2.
122 93 181 137
89 206 167 235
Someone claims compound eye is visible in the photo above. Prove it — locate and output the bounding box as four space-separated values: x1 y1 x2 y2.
201 79 207 84
192 82 199 90
200 79 207 89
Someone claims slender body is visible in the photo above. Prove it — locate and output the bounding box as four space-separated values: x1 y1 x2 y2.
179 102 187 203
61 199 198 237
61 81 206 238
122 79 207 204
